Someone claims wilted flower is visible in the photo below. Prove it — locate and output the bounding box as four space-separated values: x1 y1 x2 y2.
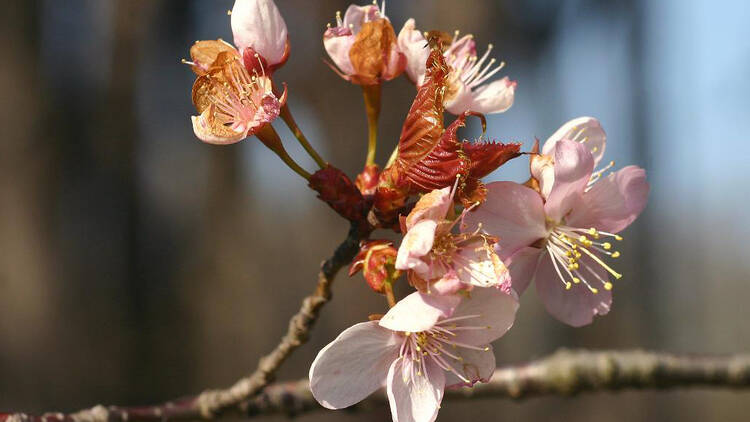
190 51 285 144
309 289 518 422
323 2 406 85
231 0 290 71
465 135 649 326
396 186 510 295
398 19 515 115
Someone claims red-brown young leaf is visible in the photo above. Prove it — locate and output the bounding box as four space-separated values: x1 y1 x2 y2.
392 35 449 182
402 117 467 192
309 166 367 223
463 140 522 179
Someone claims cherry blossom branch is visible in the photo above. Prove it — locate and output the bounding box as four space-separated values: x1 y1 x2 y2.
0 224 365 422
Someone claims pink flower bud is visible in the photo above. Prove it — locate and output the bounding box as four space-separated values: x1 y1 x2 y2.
231 0 289 68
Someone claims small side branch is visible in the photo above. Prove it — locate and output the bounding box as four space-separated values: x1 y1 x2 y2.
193 224 363 417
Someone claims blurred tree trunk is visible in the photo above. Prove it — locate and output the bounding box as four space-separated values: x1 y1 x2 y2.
0 0 61 408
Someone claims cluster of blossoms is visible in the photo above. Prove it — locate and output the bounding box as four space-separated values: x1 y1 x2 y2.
185 1 649 421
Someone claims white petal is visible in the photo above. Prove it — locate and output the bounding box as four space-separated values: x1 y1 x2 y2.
380 292 460 333
387 358 445 422
444 344 497 388
309 321 400 409
466 77 516 115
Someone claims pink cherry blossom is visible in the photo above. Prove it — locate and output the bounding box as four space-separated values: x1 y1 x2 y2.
397 19 515 115
309 288 518 422
231 0 289 67
395 186 510 295
465 139 649 327
323 2 406 85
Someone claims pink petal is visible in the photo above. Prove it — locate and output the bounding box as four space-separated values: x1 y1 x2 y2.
534 253 612 327
464 181 548 257
387 358 445 422
395 219 438 273
397 18 428 85
431 272 464 295
404 187 452 230
452 238 510 289
309 321 400 409
444 81 475 115
544 140 594 223
231 0 288 65
444 34 477 61
542 117 606 167
323 30 355 76
449 287 519 345
342 3 380 33
444 345 496 388
530 153 555 200
505 246 543 295
567 166 649 234
383 46 407 81
380 292 461 333
465 77 516 115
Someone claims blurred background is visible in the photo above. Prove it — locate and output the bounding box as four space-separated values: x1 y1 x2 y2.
1 0 749 420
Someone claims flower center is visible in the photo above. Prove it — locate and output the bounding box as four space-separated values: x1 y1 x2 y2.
206 55 271 130
398 314 491 385
544 224 623 294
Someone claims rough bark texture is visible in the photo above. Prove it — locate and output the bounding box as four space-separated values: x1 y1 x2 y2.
3 349 749 421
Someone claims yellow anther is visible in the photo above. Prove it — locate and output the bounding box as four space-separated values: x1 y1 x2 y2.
588 228 597 236
579 235 588 243
611 251 621 258
565 250 572 257
568 263 579 270
575 251 582 258
565 282 572 290
227 10 232 15
483 347 490 351
590 288 599 294
603 242 612 250
614 235 623 241
572 277 581 284
604 282 613 290
592 147 599 152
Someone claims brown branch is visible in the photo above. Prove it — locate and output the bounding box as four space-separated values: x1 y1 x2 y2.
238 348 750 418
2 348 750 421
0 224 364 422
